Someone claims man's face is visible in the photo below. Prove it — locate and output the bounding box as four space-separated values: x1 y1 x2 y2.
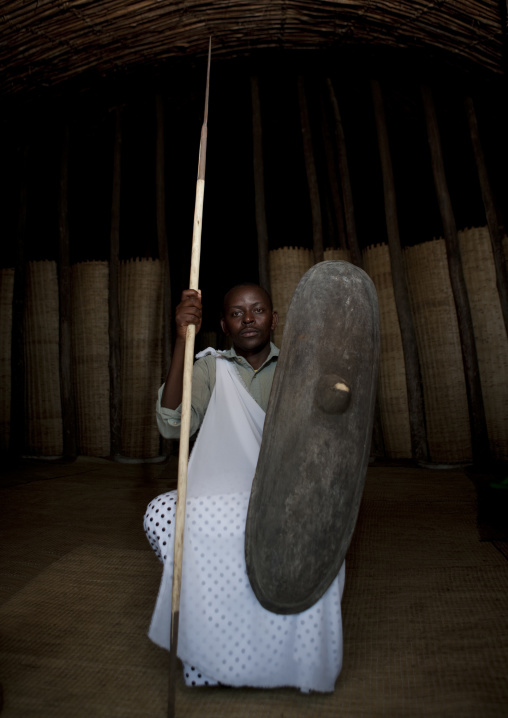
220 285 278 356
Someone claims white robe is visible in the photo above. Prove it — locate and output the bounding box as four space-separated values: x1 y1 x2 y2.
147 352 346 692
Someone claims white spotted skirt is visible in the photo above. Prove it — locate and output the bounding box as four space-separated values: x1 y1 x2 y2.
144 488 346 692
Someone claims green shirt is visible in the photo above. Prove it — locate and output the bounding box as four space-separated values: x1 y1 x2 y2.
156 343 279 439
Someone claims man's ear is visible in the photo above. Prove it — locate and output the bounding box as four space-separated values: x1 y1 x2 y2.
220 317 229 335
271 311 278 331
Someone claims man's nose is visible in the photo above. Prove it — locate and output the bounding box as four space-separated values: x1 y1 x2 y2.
243 312 254 324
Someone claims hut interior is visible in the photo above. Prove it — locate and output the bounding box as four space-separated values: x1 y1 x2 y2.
0 1 507 716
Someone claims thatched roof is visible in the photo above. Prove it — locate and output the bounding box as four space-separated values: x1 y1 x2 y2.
0 0 505 96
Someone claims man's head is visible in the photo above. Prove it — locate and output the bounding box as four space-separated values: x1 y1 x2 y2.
220 283 278 362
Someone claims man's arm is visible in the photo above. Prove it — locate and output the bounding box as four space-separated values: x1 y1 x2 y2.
156 357 214 439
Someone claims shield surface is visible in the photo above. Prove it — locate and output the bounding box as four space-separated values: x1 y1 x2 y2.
245 260 380 614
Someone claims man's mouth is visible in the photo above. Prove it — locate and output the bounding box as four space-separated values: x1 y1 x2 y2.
240 329 259 337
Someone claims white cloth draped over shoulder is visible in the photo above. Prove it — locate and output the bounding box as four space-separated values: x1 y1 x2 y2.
186 349 265 498
148 350 346 693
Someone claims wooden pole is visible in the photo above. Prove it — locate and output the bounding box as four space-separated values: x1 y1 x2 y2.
319 87 347 251
371 79 429 463
250 76 271 294
326 78 363 268
109 106 123 459
10 144 28 458
297 76 324 264
58 121 77 459
421 85 490 464
326 77 385 458
156 93 172 374
464 95 508 337
323 192 337 251
168 39 211 718
156 92 173 458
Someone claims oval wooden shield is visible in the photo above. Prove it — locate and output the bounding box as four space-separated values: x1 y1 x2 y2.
245 261 380 614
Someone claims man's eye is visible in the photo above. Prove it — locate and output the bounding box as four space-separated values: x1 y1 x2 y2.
254 308 264 313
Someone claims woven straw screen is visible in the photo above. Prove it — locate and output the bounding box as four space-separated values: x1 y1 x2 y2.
119 258 164 459
363 244 412 459
24 261 63 456
269 247 313 347
0 268 15 451
459 227 508 460
323 249 351 262
71 262 110 457
404 240 472 463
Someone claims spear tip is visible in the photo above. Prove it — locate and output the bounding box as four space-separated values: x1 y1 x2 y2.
204 37 212 126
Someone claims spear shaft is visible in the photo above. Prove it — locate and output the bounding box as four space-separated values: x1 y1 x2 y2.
168 38 211 718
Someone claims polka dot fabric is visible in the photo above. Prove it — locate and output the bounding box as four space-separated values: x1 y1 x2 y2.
182 664 219 687
143 492 177 561
144 491 220 687
144 489 345 693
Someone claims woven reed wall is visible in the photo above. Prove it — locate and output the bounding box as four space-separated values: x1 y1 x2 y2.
71 262 110 456
119 258 164 459
459 227 508 459
269 247 313 347
404 240 472 463
268 248 352 346
7 234 506 462
363 244 412 459
24 261 63 456
0 268 15 451
323 249 351 263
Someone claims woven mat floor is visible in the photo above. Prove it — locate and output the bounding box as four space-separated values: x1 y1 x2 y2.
0 457 507 717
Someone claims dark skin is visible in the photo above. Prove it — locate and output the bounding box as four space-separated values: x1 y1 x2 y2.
161 284 278 410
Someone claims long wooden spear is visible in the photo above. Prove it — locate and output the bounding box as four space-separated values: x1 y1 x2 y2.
168 38 211 718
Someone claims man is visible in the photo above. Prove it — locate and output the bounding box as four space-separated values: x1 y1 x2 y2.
156 283 279 439
144 283 345 692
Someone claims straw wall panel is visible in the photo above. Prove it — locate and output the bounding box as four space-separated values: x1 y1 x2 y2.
404 240 472 463
459 227 508 459
119 259 164 459
323 249 351 262
269 247 313 347
363 244 411 458
0 268 15 451
71 262 110 457
24 261 63 456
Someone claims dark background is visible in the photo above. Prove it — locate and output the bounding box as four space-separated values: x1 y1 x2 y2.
1 47 506 333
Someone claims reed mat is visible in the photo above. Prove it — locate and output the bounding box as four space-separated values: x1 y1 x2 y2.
0 459 507 717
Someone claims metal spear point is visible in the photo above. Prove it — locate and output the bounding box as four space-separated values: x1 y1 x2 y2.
168 37 211 718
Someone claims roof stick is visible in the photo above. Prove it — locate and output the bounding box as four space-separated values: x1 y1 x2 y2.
168 37 211 718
